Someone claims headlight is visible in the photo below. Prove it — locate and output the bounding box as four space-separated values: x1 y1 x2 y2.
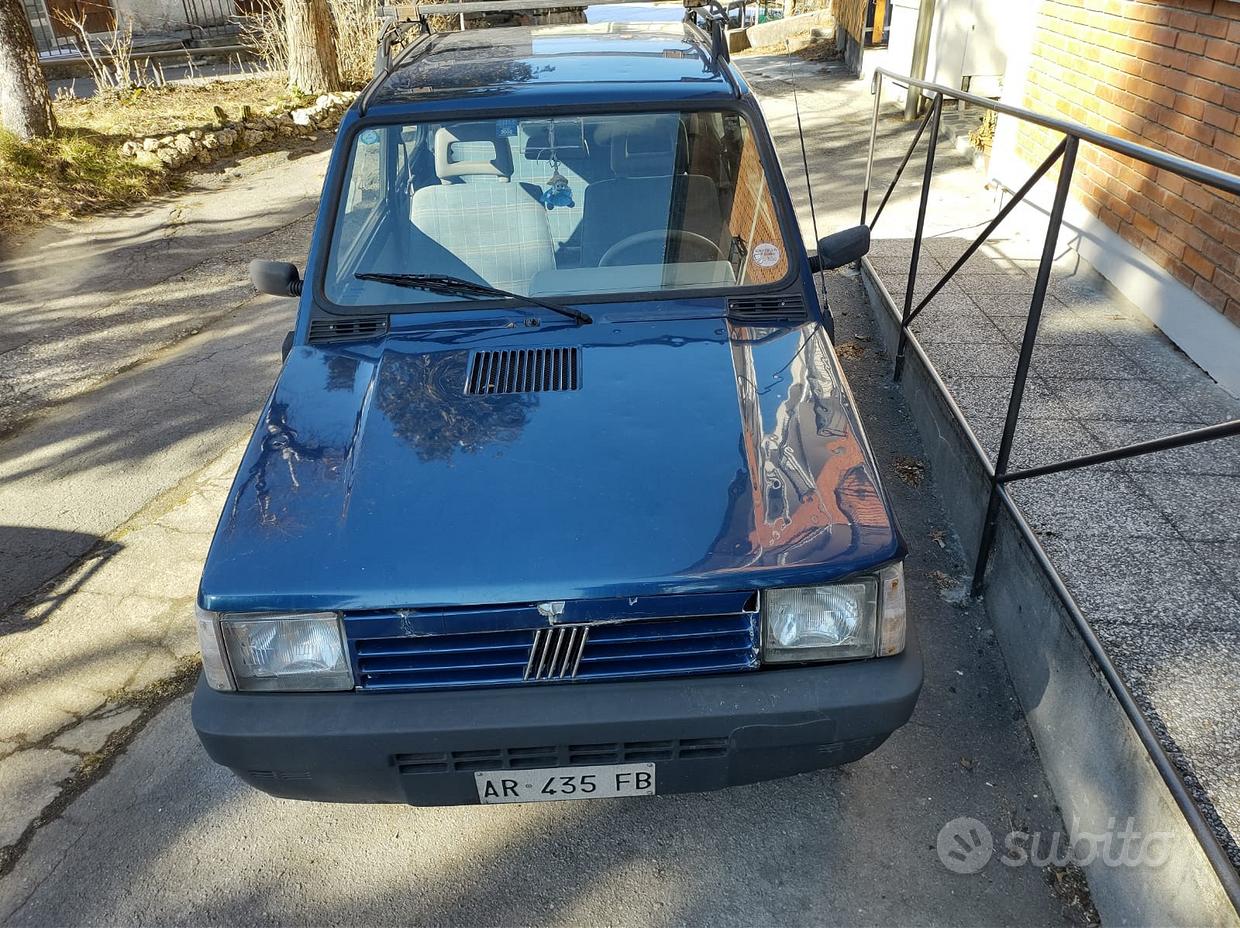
196 609 354 692
762 563 908 664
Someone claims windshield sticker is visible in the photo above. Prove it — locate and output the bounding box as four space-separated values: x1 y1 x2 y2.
497 119 518 138
752 243 781 268
359 129 380 146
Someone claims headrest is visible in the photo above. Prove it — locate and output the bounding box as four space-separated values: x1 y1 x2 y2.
607 116 685 177
434 124 514 183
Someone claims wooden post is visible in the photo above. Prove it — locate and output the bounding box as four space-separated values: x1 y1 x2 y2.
871 0 887 45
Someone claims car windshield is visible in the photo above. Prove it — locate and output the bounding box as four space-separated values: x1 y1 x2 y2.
324 110 792 308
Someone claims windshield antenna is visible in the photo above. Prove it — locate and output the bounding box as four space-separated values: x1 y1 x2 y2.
790 74 826 297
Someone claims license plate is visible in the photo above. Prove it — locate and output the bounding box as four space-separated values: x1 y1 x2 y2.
474 763 655 804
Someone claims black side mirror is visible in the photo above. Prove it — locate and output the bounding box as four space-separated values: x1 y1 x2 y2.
250 260 303 297
814 225 871 271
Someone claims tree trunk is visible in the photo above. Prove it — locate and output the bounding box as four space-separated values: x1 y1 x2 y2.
285 0 340 95
0 0 56 140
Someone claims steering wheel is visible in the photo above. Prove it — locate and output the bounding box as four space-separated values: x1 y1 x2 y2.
599 230 726 267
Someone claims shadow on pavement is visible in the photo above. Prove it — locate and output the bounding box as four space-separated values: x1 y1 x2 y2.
0 527 112 623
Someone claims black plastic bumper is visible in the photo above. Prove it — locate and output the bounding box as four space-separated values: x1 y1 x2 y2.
192 632 922 805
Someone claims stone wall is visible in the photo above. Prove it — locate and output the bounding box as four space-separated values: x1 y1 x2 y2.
117 91 359 171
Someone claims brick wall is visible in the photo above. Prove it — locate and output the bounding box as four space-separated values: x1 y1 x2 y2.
1014 0 1240 326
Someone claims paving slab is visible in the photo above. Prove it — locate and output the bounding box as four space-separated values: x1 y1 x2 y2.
941 373 1068 422
0 749 78 848
910 309 1011 345
1007 470 1175 541
967 417 1111 472
1029 345 1147 381
0 435 245 861
1039 535 1240 631
1079 421 1240 477
1138 473 1240 543
987 310 1116 346
52 705 142 755
1095 622 1240 861
1045 377 1203 424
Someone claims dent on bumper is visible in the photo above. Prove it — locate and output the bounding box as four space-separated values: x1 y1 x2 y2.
192 631 923 805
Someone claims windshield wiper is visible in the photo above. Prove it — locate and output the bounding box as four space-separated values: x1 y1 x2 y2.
354 272 592 325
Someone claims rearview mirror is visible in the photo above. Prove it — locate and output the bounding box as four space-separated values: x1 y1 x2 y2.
250 260 303 297
814 225 871 271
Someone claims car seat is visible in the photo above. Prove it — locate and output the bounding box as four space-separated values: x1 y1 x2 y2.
408 123 557 293
581 116 725 267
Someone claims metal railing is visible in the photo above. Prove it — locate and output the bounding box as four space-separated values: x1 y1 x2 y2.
24 0 79 56
24 0 241 60
861 66 1240 911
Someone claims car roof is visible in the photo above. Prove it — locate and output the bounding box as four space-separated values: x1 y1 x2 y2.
363 21 742 115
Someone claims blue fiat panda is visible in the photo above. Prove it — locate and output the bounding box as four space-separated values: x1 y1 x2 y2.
190 10 921 806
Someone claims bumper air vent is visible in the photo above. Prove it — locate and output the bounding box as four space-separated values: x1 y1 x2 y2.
308 315 389 344
466 347 579 396
393 738 729 775
727 294 807 323
246 769 311 781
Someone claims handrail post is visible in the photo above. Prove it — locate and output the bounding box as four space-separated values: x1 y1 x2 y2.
861 71 882 225
971 134 1079 596
893 90 942 382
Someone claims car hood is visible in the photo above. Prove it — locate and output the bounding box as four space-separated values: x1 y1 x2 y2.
199 316 901 612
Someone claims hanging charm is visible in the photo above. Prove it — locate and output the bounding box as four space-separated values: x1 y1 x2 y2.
541 121 575 210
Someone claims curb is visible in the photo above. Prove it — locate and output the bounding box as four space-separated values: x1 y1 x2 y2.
857 257 1240 926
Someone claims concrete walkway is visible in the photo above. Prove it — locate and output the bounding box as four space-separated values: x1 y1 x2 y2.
0 144 330 612
0 141 329 437
0 146 324 868
744 52 1240 869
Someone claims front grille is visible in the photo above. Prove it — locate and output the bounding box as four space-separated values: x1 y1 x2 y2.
466 347 579 395
351 612 759 692
393 738 729 775
727 294 807 322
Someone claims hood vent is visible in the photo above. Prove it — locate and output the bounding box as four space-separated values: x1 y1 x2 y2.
727 294 808 323
466 347 580 395
308 315 389 344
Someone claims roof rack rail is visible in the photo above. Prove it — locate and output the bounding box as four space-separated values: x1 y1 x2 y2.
384 0 673 20
373 12 430 73
682 0 730 62
363 0 734 110
375 0 732 63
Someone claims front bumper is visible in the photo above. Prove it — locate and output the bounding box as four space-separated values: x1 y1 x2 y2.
192 631 922 805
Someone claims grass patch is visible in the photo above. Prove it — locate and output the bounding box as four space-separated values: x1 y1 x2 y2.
0 129 169 241
737 37 840 62
54 75 307 142
1 76 313 243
